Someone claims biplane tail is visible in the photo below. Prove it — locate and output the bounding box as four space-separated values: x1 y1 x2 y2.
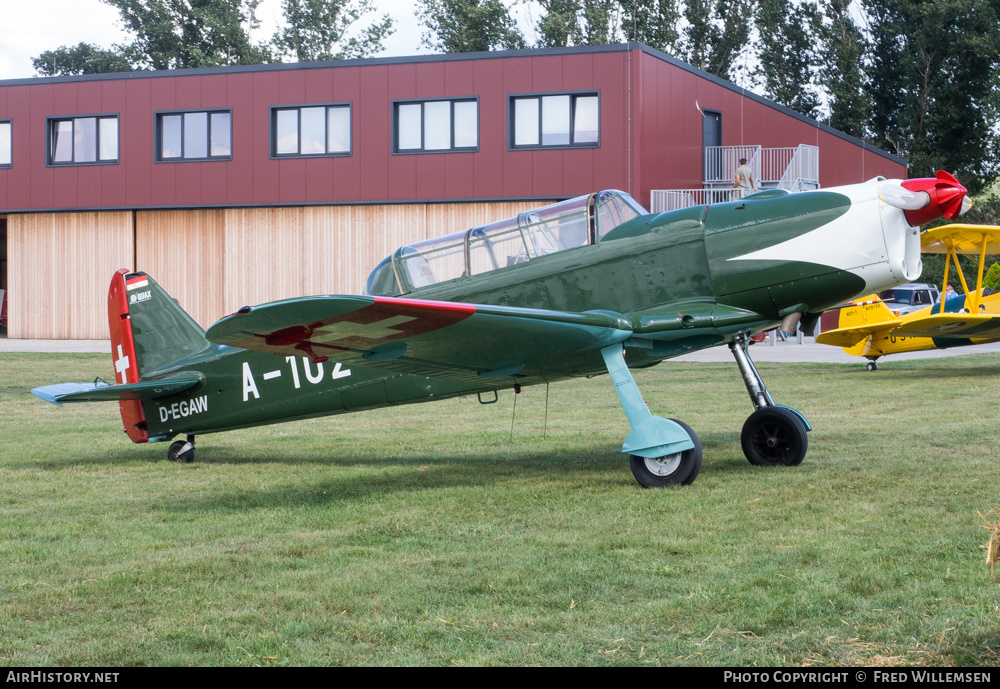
835 295 897 331
32 270 210 443
814 296 903 355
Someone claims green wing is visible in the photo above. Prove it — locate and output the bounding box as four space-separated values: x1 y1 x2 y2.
206 295 634 381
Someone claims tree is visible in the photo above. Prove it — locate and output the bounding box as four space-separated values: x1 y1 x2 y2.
417 0 527 53
535 0 580 47
818 0 869 138
861 0 1000 192
677 0 752 81
620 0 681 52
534 0 620 48
102 0 272 69
32 43 140 77
31 0 275 74
272 0 394 61
754 0 823 118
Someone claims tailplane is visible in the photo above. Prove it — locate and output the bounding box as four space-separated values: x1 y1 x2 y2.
815 296 903 353
33 270 211 444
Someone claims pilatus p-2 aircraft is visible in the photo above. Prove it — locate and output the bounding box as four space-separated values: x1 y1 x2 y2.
33 172 969 487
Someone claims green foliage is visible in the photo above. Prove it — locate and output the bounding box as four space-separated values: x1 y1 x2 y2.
272 0 395 61
534 0 681 51
962 177 1000 227
31 0 395 74
31 42 141 77
102 0 274 69
862 0 1000 193
919 178 1000 288
817 0 869 138
677 0 752 81
417 0 527 53
4 352 1000 665
619 0 681 50
754 0 823 118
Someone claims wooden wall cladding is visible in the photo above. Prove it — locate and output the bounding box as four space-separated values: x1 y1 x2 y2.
8 201 545 338
7 212 132 339
134 209 227 328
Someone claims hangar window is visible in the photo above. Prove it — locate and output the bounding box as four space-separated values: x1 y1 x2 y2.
271 104 351 157
47 115 118 165
0 120 10 167
393 98 478 153
509 93 599 149
157 110 232 161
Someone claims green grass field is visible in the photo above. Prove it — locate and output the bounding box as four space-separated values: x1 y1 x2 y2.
2 351 998 666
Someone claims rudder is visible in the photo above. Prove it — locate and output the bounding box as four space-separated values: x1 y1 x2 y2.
107 270 211 443
836 295 895 329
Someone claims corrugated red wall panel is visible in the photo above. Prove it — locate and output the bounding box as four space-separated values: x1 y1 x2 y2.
0 46 906 214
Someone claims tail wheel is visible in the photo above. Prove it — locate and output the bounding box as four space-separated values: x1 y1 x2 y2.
629 419 702 487
741 407 808 467
167 439 195 463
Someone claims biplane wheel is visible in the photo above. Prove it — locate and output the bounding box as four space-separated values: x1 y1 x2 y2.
167 440 194 463
866 360 878 371
741 407 808 467
629 419 702 487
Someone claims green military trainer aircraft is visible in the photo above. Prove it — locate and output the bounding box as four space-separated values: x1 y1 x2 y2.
33 172 969 487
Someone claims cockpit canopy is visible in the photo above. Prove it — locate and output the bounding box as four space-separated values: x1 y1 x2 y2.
365 190 647 296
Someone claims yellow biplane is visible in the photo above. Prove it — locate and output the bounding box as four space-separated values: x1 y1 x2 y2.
817 224 1000 370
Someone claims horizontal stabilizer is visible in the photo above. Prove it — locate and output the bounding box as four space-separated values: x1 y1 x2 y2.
815 320 902 348
32 372 205 406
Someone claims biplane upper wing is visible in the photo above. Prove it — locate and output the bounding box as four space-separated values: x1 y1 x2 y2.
206 295 637 382
920 224 1000 254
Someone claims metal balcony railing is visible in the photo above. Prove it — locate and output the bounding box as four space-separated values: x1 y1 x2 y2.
652 144 819 212
649 188 740 211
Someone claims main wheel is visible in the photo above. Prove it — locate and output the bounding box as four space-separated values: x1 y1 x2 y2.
741 406 808 467
629 419 702 487
866 360 878 371
167 440 194 463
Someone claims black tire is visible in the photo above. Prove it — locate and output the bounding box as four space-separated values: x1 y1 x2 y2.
629 419 702 487
866 360 877 371
741 406 808 467
167 440 194 463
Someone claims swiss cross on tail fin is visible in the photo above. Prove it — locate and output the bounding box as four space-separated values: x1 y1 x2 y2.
108 269 148 443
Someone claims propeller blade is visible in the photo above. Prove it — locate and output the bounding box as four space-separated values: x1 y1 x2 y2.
879 183 929 210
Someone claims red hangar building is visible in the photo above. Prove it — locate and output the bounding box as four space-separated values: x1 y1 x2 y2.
0 43 905 340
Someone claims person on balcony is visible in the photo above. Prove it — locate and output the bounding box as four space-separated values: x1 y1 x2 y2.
732 158 756 199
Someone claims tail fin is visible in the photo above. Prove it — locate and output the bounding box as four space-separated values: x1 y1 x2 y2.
836 295 896 330
108 270 211 442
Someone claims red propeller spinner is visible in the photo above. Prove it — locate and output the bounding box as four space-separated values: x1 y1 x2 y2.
899 170 971 226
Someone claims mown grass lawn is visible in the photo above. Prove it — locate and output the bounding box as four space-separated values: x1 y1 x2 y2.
1 351 998 666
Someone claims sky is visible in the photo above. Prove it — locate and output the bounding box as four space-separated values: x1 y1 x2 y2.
0 0 543 81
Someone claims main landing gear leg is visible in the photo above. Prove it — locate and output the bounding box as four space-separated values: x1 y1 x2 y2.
729 335 810 467
167 434 196 463
600 344 702 487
